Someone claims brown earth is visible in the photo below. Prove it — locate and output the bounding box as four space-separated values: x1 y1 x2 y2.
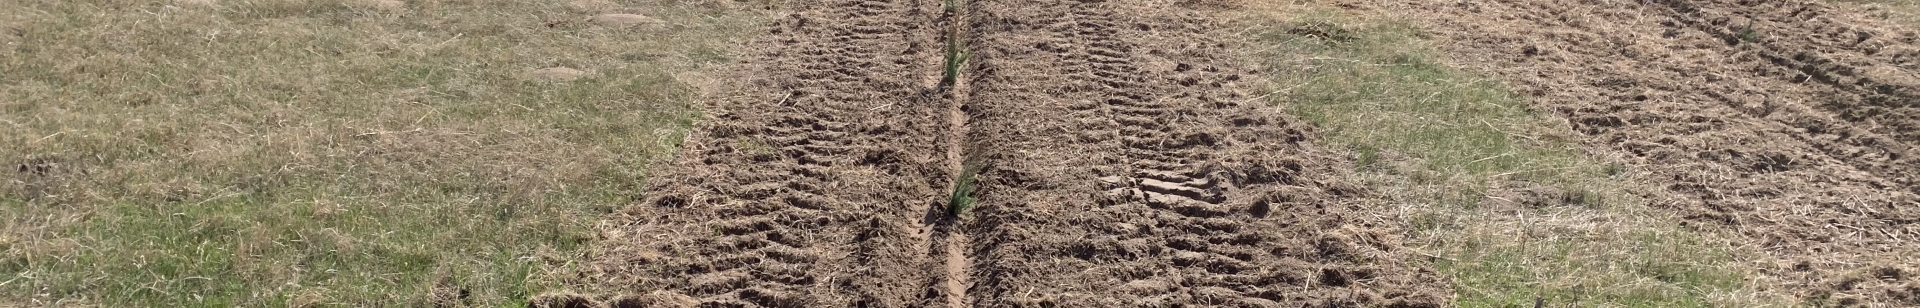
1344 0 1920 305
956 0 1442 306
572 0 1448 307
582 0 951 306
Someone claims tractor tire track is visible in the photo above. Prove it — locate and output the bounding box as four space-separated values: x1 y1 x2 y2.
958 1 1448 307
1366 0 1920 304
586 0 952 306
579 0 1449 307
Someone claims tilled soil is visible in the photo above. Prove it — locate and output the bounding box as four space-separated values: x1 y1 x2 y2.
585 0 951 306
1353 0 1920 304
957 0 1441 306
579 0 1448 307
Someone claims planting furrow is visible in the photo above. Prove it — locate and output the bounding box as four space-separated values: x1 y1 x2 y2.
958 1 1445 306
927 0 975 307
587 0 951 306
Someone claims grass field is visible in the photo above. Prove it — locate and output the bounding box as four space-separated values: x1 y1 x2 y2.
1239 4 1792 307
11 0 1913 307
0 0 764 306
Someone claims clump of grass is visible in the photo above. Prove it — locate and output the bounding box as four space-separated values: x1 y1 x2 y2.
937 0 969 92
939 39 972 92
1564 188 1603 208
1240 4 1789 307
0 1 766 306
1739 18 1762 44
947 163 982 218
1355 145 1381 170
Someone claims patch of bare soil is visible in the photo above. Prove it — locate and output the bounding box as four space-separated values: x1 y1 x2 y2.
582 0 951 306
578 0 1446 306
954 0 1445 306
1356 0 1920 304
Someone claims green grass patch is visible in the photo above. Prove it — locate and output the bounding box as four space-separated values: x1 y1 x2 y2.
939 37 972 92
937 0 969 92
1241 7 1787 307
947 162 981 218
0 0 765 306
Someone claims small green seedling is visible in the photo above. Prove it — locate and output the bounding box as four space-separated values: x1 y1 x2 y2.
1738 18 1760 44
938 30 969 91
937 0 968 92
947 163 982 218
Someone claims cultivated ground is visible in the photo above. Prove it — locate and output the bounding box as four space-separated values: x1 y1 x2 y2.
573 0 1446 306
7 0 1920 307
1358 0 1920 305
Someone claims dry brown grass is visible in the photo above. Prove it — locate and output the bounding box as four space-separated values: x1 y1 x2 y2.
1838 0 1920 25
0 0 767 306
1236 3 1795 307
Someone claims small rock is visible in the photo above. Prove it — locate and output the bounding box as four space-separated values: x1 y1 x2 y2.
528 67 589 81
591 13 663 27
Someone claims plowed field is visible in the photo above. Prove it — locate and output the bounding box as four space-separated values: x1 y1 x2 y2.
574 0 1444 307
1346 0 1920 304
560 0 1920 306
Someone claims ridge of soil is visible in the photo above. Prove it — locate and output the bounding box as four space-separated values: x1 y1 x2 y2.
1357 0 1920 304
578 0 1449 306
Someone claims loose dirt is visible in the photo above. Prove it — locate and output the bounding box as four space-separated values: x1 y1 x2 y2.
955 0 1443 306
578 0 1447 307
1350 0 1920 304
585 0 951 306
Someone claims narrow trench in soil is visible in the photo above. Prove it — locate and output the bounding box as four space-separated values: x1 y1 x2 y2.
938 0 973 306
